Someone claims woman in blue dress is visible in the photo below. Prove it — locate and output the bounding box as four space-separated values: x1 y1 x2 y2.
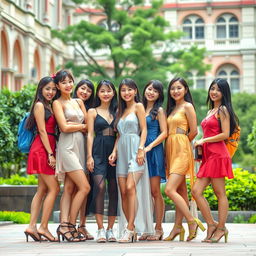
139 80 167 241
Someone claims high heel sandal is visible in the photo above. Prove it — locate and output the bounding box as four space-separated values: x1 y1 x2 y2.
201 223 218 242
138 233 151 241
163 225 185 242
78 225 94 240
37 231 59 242
118 228 137 243
187 218 206 242
147 229 164 241
24 231 41 242
207 227 228 243
56 222 81 242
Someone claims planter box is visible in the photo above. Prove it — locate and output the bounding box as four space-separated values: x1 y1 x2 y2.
0 185 62 219
165 210 256 223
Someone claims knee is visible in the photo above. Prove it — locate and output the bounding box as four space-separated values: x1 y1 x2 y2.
64 183 75 195
214 190 226 200
151 187 161 199
191 187 201 198
164 187 173 198
126 184 135 195
97 183 105 195
37 186 47 197
84 184 91 195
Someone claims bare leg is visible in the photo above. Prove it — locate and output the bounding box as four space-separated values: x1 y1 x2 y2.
126 172 143 231
67 170 90 224
118 177 128 220
210 178 228 240
25 175 47 239
164 178 188 240
192 177 217 241
37 174 60 240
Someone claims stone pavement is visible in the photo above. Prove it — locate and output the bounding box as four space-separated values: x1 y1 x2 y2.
0 223 255 256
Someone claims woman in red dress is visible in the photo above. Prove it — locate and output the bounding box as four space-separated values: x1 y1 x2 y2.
193 78 239 243
24 76 60 242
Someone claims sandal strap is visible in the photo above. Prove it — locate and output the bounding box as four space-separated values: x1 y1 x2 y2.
217 227 226 231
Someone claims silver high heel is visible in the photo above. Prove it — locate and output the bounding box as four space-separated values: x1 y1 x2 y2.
118 228 137 243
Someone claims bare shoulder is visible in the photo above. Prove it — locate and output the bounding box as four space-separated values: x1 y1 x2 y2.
135 102 144 111
157 107 166 117
184 102 194 112
53 99 61 107
219 105 229 117
88 108 97 117
34 101 44 111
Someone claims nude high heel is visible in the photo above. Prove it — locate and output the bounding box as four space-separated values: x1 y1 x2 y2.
208 227 228 243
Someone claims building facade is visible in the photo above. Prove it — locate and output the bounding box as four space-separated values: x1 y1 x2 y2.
0 0 75 90
74 0 256 93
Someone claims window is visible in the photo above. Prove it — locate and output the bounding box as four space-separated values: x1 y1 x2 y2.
182 16 205 40
216 14 239 39
217 65 240 93
196 79 205 89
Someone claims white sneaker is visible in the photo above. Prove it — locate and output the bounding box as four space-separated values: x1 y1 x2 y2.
96 228 106 243
106 229 116 242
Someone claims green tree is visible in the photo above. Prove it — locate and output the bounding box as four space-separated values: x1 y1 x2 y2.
52 0 210 87
0 85 36 178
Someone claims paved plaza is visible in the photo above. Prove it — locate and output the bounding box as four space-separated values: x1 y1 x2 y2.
0 223 255 256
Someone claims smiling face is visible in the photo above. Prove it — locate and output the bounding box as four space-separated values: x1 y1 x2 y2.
169 81 187 102
57 76 74 95
144 84 159 103
209 83 222 103
97 84 114 103
76 84 93 102
120 84 137 103
42 81 57 101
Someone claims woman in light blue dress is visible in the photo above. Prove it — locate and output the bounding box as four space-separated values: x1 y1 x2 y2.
109 78 154 243
139 80 167 241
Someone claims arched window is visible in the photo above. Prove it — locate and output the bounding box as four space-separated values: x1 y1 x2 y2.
13 40 23 90
216 14 239 39
1 31 9 88
33 49 41 81
50 56 55 75
182 15 205 40
217 64 240 93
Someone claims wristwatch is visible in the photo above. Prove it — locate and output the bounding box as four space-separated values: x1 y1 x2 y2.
138 146 144 150
48 153 54 157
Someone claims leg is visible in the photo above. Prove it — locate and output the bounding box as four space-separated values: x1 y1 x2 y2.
107 176 118 230
192 177 217 241
67 170 90 225
25 175 47 240
126 172 143 231
209 178 229 242
118 177 128 221
37 174 60 241
164 178 188 241
146 176 164 241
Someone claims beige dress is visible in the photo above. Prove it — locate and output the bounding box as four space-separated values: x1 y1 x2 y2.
56 107 86 181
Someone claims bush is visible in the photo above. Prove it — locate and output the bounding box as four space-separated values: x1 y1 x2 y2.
248 214 256 224
162 168 256 211
0 211 30 224
0 174 38 185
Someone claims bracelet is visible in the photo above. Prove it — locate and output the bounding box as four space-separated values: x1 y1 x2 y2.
48 153 54 157
138 146 144 150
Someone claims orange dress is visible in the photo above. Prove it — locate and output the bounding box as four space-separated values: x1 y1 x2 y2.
165 109 194 185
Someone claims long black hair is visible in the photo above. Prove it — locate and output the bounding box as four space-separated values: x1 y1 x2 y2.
94 79 117 117
142 80 164 120
166 77 195 117
26 76 56 130
116 78 140 124
73 79 94 110
207 78 239 135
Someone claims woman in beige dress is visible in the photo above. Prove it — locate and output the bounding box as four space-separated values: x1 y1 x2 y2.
53 70 90 242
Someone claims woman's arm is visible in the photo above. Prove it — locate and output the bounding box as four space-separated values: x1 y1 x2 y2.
76 99 88 132
86 109 96 172
184 103 198 142
108 134 119 166
53 100 85 133
145 107 167 152
136 103 147 165
195 106 230 146
34 102 55 167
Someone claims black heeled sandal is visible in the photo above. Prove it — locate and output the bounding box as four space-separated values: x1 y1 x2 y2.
56 222 81 242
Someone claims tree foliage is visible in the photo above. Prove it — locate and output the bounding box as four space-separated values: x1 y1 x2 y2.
52 0 210 88
0 85 36 178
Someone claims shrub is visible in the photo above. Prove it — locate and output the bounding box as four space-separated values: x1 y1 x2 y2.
248 214 256 224
162 168 256 211
0 174 38 185
0 211 30 224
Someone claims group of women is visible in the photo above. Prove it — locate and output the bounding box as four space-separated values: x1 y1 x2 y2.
23 69 239 244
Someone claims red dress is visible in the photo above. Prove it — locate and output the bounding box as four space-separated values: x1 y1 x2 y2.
27 115 56 175
197 114 233 179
